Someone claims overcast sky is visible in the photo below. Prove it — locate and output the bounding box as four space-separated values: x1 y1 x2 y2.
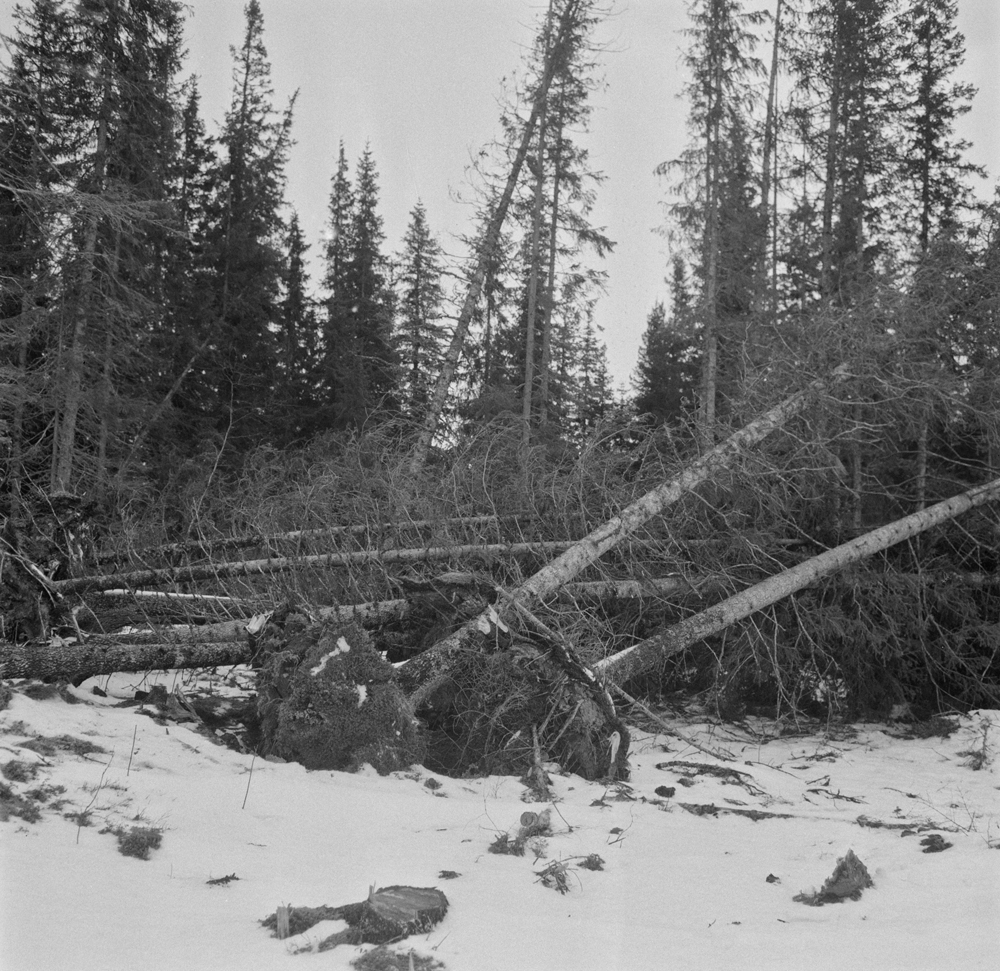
2 0 997 386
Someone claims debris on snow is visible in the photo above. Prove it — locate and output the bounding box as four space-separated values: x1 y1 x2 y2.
794 848 874 905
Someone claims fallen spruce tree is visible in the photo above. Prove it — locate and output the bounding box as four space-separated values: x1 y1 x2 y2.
8 369 998 780
398 366 853 703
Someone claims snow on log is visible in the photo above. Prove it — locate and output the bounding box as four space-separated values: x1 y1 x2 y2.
594 476 1000 685
260 885 448 949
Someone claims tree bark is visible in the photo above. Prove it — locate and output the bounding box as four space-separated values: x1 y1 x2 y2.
757 0 782 318
400 367 853 701
408 0 583 477
521 24 550 444
0 638 253 682
594 476 1000 685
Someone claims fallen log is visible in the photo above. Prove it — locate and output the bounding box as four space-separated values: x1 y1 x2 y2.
0 638 253 682
88 599 412 645
95 514 510 565
400 367 853 702
48 540 577 597
594 476 1000 685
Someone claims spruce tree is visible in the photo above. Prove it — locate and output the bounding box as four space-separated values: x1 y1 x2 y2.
199 0 294 451
276 212 321 439
395 201 447 421
897 0 982 254
319 141 361 428
345 145 396 414
633 259 700 425
661 0 764 441
0 0 86 501
494 0 613 439
1 0 184 496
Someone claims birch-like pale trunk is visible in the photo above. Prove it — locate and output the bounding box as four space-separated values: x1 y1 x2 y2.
408 0 583 477
49 540 578 597
594 476 1000 685
401 366 853 701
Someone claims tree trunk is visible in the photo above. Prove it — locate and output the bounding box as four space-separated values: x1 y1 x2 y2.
594 476 1000 685
51 47 111 494
400 367 853 701
820 30 842 301
95 514 506 565
539 94 565 427
521 63 549 445
0 637 253 682
408 0 583 477
758 0 782 318
117 330 215 484
49 540 578 596
89 599 411 645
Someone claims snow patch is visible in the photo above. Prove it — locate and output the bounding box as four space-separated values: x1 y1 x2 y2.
355 684 368 707
309 636 352 676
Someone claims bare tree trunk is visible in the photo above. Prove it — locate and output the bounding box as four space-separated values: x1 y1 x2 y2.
400 367 853 701
51 48 111 493
700 104 720 445
88 599 412 645
916 404 929 511
96 514 506 564
0 638 254 683
116 331 215 485
408 0 583 477
539 87 565 428
758 0 782 318
595 476 1000 685
521 101 548 445
50 540 579 597
820 31 842 302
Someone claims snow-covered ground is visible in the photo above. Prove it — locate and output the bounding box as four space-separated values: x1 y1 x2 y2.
1 669 998 971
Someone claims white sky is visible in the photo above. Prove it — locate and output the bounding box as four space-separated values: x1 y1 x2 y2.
1 0 997 386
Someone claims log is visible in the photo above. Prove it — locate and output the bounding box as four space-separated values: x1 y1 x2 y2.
48 540 577 596
594 476 1000 685
0 637 253 682
88 599 412 645
95 514 508 564
400 367 852 701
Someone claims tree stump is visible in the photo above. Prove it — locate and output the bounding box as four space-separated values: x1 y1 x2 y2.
261 886 448 949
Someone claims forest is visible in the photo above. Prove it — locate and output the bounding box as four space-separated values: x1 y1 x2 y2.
2 0 999 767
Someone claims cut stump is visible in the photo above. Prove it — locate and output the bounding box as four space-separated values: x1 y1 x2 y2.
262 886 448 949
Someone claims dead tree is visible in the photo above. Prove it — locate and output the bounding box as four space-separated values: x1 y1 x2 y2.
594 476 1000 685
0 638 253 683
47 540 577 597
400 367 853 702
408 0 587 477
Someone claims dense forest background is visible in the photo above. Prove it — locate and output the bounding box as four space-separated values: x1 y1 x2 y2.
2 0 999 718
